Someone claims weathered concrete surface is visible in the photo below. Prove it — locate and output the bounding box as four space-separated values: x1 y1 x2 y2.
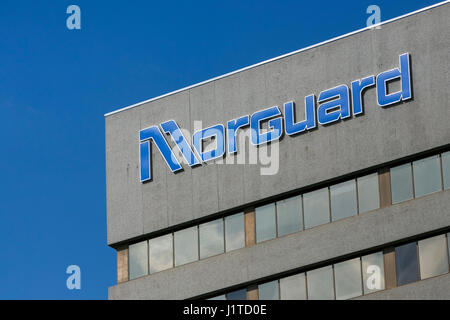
106 4 450 246
355 273 450 300
109 189 450 299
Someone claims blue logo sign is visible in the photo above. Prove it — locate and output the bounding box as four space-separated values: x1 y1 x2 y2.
140 53 412 182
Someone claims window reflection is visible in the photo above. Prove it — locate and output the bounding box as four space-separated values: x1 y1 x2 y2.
225 213 245 252
418 235 448 279
390 163 413 204
303 188 330 229
413 155 442 197
129 240 148 280
199 219 224 259
255 203 276 243
258 281 279 300
280 273 306 300
330 180 357 222
357 173 380 214
334 258 362 300
276 196 302 237
174 226 198 267
306 266 334 300
149 234 173 274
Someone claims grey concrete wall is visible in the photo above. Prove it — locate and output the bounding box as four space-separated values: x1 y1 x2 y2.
355 273 450 300
106 4 450 246
108 188 450 300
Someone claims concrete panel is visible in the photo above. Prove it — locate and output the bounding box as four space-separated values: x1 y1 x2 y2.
215 74 247 210
105 108 143 244
108 189 450 299
106 4 450 245
189 82 220 216
139 91 194 235
355 273 450 300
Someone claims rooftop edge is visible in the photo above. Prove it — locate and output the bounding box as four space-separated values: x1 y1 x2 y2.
104 0 449 117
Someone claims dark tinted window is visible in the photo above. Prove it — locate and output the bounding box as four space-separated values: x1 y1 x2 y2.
395 242 419 286
226 289 247 300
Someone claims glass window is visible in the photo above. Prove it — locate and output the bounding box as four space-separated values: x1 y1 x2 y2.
395 242 419 286
255 203 276 243
418 235 449 280
129 240 148 280
226 289 247 300
390 163 413 204
362 252 385 294
303 188 330 229
442 152 450 190
448 233 450 265
280 273 307 300
199 219 224 259
208 295 226 300
334 258 362 300
357 173 380 214
258 280 279 300
413 155 442 197
225 213 245 252
330 180 357 222
174 226 198 267
276 196 302 237
149 234 173 274
306 266 334 300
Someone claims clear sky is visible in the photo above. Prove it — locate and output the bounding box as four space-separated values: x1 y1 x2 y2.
0 0 445 299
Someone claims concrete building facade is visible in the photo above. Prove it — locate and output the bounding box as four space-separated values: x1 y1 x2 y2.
106 2 450 300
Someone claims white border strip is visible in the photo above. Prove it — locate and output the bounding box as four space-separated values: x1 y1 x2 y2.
105 0 449 117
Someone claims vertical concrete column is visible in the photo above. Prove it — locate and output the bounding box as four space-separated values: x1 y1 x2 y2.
117 246 129 284
378 168 392 208
244 208 256 247
383 247 397 289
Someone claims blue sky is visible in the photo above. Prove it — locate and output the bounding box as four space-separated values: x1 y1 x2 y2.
0 0 444 299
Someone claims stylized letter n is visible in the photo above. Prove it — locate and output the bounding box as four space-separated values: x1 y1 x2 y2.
139 126 182 182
